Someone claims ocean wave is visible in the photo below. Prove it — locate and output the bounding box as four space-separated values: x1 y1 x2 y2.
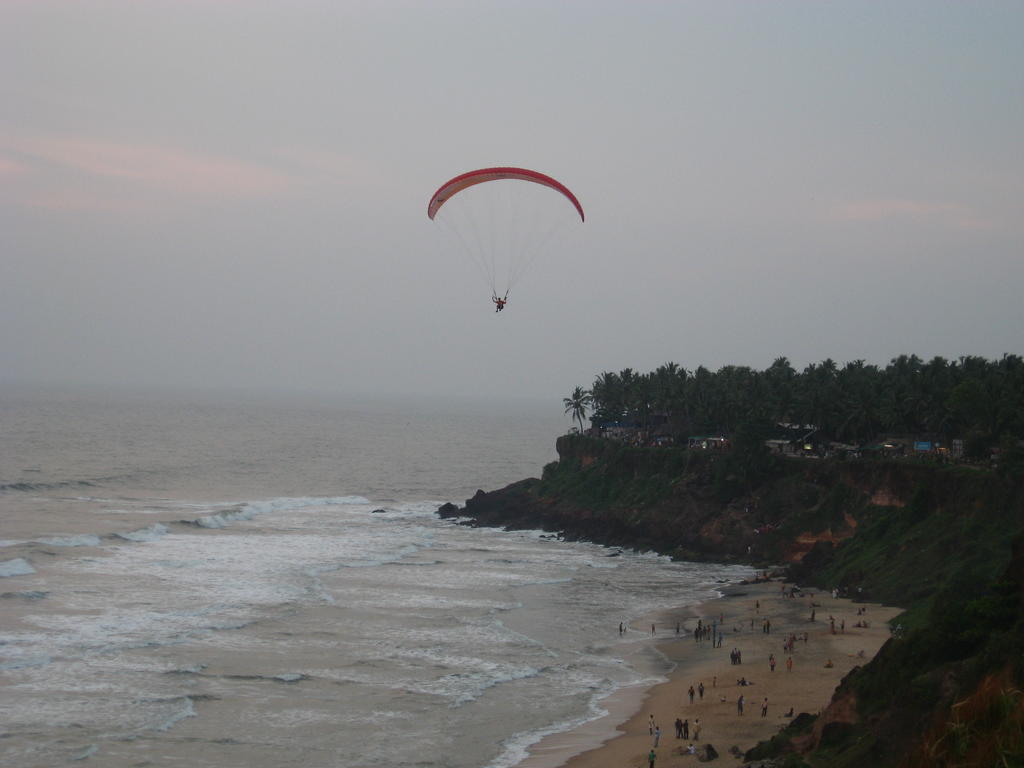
368 500 447 519
70 744 99 762
164 663 207 675
0 558 35 577
36 534 102 547
114 523 169 542
151 559 203 569
188 495 371 529
190 506 257 529
0 655 53 671
407 663 543 707
333 541 425 569
0 473 139 494
220 672 309 683
483 678 622 768
155 696 197 731
1 590 49 600
0 479 98 493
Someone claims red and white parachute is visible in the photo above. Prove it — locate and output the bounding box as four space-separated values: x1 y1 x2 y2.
427 167 584 301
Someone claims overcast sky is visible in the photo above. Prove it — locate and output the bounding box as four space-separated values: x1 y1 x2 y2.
2 1 1022 400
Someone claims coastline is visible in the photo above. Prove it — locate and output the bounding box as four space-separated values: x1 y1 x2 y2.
516 579 902 768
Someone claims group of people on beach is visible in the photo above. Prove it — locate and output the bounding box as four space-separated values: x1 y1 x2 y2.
671 716 700 740
646 713 706 766
634 577 875 766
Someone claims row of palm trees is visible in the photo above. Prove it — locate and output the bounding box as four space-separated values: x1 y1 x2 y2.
564 355 1024 448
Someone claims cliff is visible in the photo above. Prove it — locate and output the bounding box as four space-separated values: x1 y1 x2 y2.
440 434 1024 767
445 436 1020 603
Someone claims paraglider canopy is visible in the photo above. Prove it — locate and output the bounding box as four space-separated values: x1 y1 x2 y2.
427 166 584 304
428 167 585 223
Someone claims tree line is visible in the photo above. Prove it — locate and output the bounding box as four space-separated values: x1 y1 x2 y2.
564 355 1024 456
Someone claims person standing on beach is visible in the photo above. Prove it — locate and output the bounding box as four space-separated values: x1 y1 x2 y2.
688 685 695 704
737 694 745 715
648 748 656 768
698 682 704 700
653 725 661 747
693 719 701 740
682 718 689 739
786 656 793 672
761 697 768 718
674 717 683 739
651 623 656 635
649 714 655 734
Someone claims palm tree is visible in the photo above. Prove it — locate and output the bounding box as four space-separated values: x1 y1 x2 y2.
591 370 626 424
563 386 593 433
765 357 797 424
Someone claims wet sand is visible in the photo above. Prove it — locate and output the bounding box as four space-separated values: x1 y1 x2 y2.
520 579 902 768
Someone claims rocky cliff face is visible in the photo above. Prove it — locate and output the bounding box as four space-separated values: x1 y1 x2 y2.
444 435 901 564
442 435 1020 602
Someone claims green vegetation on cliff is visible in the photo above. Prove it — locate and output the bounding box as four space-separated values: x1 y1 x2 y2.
537 437 694 508
576 354 1024 461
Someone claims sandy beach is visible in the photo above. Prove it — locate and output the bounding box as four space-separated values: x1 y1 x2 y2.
521 579 903 768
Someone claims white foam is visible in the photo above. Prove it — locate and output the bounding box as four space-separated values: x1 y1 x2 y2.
0 558 35 577
191 495 371 529
71 744 99 761
404 660 543 706
583 559 620 569
156 697 196 731
194 507 256 529
484 680 621 768
36 534 102 547
115 524 168 542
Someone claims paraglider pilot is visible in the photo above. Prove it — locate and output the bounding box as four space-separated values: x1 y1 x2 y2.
492 294 507 312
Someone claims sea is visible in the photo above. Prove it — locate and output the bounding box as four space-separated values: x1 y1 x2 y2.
0 386 753 768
